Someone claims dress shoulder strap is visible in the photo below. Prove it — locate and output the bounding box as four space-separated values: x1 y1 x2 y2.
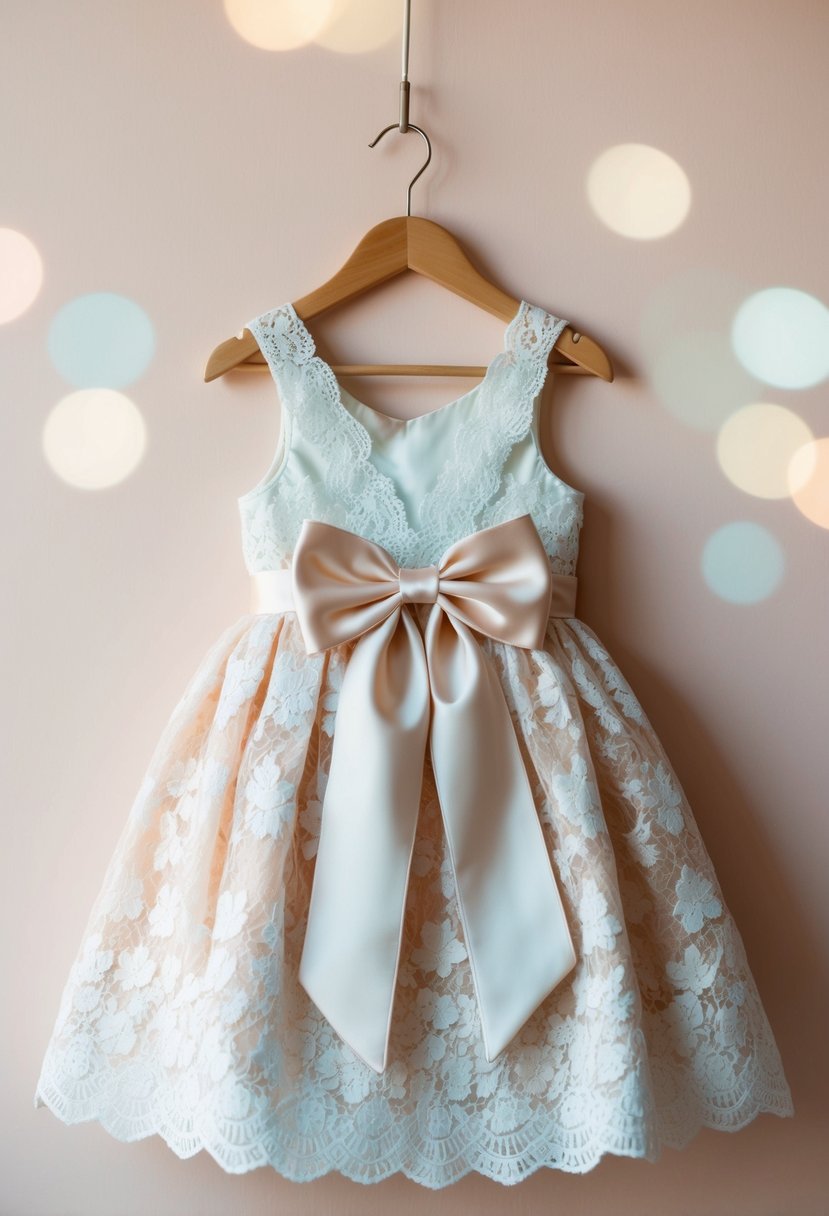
498 302 569 465
245 304 317 430
506 303 569 389
246 303 315 376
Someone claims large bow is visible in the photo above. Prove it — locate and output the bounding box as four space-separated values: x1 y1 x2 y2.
288 513 576 1074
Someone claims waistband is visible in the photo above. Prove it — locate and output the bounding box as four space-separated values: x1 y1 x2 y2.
250 566 578 618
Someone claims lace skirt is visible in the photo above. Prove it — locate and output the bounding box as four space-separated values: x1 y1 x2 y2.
34 607 794 1187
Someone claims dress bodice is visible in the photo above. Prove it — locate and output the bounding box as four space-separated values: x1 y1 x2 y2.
238 299 584 577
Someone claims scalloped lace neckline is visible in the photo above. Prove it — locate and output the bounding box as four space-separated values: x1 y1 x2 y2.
284 298 528 433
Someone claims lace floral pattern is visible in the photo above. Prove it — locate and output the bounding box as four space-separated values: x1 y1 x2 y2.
238 301 584 577
34 606 793 1187
35 296 793 1184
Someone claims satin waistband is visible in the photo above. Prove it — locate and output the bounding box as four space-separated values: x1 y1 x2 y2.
250 564 579 618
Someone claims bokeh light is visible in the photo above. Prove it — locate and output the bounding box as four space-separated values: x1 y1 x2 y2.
788 437 829 530
732 287 829 389
224 0 335 50
0 227 43 323
313 0 399 52
648 330 760 431
701 521 785 604
42 389 147 489
716 403 814 499
586 143 691 239
48 292 155 388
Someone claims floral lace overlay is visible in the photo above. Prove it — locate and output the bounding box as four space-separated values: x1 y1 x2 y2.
237 300 584 577
35 603 793 1186
34 298 793 1185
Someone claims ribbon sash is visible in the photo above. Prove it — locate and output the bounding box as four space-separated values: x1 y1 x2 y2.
284 513 576 1074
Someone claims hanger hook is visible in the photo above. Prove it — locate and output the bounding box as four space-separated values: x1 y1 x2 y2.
368 122 432 217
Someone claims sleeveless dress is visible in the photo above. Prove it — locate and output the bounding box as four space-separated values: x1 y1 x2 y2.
34 299 794 1187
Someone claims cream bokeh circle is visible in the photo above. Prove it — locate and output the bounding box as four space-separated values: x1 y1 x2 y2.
43 389 147 489
587 143 691 239
0 227 43 323
224 0 335 50
788 438 829 529
716 403 814 499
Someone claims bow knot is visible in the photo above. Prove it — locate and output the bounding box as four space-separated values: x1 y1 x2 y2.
397 563 440 604
289 513 577 1074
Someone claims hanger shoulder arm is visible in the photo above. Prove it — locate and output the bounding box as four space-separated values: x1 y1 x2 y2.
204 330 260 382
554 327 614 382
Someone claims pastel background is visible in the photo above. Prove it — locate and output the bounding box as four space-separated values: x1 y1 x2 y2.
3 1 827 1212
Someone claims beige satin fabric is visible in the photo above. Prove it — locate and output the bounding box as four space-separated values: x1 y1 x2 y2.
252 514 578 1074
250 564 579 619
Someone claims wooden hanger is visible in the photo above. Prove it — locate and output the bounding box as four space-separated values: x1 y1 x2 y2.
204 206 614 384
204 13 613 386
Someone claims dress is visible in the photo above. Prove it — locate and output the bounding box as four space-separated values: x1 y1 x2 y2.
34 298 794 1188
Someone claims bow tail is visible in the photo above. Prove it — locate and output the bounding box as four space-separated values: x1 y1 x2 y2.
298 605 431 1075
425 608 577 1062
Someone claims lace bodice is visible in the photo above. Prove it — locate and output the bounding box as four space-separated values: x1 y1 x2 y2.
238 300 584 579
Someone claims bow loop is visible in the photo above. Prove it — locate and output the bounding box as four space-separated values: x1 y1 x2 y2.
291 522 402 654
290 514 576 1074
434 515 555 649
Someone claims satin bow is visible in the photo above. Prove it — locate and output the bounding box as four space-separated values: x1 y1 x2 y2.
290 513 577 1074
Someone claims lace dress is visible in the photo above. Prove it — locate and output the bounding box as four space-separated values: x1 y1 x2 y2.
34 299 794 1188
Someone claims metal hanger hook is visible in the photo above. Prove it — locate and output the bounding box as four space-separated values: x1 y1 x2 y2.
368 122 432 217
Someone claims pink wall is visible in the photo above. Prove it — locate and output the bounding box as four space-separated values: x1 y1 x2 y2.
3 1 827 1212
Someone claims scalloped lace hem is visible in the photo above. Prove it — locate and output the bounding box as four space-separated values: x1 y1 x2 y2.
33 1077 794 1188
